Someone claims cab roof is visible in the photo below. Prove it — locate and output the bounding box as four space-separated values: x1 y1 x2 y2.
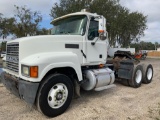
51 12 100 24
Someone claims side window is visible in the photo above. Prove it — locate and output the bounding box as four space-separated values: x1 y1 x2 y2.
88 20 99 40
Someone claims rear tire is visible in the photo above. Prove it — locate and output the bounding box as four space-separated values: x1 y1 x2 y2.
141 64 153 84
128 65 143 88
37 74 73 117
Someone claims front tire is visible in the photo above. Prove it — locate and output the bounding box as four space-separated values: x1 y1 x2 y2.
37 74 73 117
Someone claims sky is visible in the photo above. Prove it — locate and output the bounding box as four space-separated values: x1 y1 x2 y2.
0 0 160 43
119 0 160 43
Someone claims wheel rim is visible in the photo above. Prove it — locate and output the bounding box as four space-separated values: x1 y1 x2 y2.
48 83 68 109
135 70 142 83
147 68 152 80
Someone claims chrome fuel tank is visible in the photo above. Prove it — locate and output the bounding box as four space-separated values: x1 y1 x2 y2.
81 68 115 91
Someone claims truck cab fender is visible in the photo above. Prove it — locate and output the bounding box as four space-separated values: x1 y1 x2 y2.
20 52 82 82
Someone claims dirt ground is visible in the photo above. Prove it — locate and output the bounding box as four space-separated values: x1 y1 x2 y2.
0 58 160 120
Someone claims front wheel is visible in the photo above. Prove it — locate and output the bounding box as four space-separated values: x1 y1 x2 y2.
37 74 73 117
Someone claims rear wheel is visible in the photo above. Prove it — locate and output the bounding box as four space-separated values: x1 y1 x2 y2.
37 74 73 117
129 65 143 88
141 64 153 84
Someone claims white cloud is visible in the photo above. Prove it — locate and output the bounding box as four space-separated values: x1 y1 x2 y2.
141 22 160 42
0 0 55 17
120 0 160 43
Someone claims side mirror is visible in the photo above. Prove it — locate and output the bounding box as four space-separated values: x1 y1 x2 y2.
98 16 106 40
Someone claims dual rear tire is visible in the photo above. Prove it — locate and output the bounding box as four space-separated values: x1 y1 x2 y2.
126 64 153 88
128 65 143 88
141 64 153 84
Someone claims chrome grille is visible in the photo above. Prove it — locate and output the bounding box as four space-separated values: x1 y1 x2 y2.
6 43 19 73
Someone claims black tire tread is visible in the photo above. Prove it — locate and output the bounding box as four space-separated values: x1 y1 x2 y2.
128 65 143 88
141 64 153 84
36 74 73 117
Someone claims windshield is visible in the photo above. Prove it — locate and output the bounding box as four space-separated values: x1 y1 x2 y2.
52 15 87 35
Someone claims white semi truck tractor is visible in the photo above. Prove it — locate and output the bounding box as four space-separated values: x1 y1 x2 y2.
1 10 153 117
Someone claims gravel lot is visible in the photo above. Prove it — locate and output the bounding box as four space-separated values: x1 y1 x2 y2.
0 58 160 120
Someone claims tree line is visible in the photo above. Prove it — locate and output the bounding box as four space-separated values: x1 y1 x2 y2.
1 0 148 48
131 41 160 52
0 5 48 39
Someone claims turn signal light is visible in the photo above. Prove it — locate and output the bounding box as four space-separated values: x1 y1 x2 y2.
30 66 38 78
99 64 104 68
98 30 104 33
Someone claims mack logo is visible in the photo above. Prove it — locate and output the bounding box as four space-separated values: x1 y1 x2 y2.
6 56 19 63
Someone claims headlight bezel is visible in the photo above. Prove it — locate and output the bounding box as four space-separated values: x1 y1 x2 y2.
21 65 38 78
21 65 30 77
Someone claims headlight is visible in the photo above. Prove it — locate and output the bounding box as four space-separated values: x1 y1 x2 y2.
2 61 6 68
22 65 30 76
21 65 38 78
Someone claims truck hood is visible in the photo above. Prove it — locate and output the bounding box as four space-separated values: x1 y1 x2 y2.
7 35 84 63
8 35 83 43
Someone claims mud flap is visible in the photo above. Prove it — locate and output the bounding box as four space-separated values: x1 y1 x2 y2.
118 60 134 80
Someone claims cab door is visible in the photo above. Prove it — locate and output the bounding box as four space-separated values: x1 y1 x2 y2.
86 19 107 64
